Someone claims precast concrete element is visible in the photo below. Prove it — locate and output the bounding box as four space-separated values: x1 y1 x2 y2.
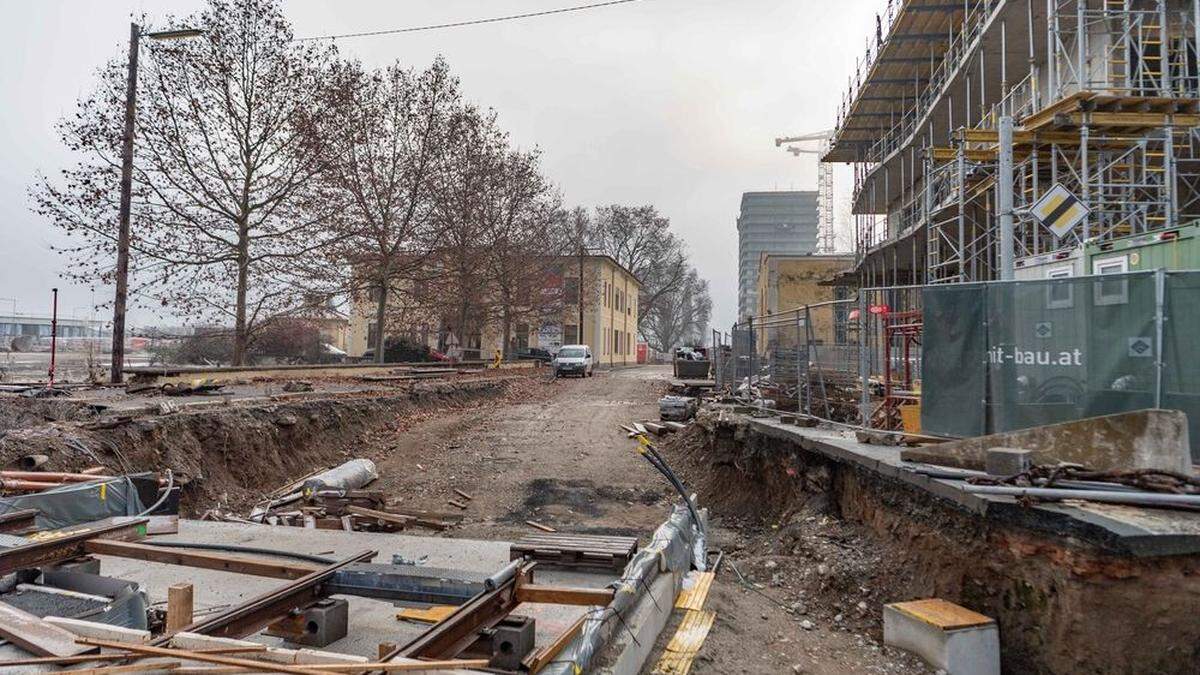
884 599 999 675
903 409 1191 474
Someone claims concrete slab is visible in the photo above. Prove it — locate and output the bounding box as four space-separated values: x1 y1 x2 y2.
0 520 626 670
738 415 1200 555
902 408 1192 474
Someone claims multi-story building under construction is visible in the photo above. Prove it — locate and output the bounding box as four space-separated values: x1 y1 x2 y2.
825 0 1200 285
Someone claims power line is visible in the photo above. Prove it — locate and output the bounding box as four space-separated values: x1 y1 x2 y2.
294 0 646 42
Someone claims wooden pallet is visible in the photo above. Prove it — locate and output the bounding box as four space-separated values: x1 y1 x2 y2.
510 533 638 571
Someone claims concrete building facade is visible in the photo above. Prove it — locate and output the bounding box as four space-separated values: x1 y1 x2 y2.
347 254 641 366
737 191 818 320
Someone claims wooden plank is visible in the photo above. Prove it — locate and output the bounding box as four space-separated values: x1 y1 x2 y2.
395 606 457 624
446 500 468 510
75 639 326 675
343 505 414 527
0 646 266 668
167 584 195 633
0 518 147 576
889 598 994 630
61 661 180 674
85 539 321 580
675 572 715 612
452 488 473 501
522 614 586 673
514 584 614 606
0 600 97 657
525 520 556 533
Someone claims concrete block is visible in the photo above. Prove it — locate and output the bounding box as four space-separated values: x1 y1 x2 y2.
883 599 999 675
985 447 1033 476
44 616 151 643
901 409 1191 474
264 597 349 647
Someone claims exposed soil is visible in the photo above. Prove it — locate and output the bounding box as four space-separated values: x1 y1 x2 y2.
0 374 542 513
649 422 931 675
363 366 677 540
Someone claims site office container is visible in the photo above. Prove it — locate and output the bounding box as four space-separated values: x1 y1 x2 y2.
1085 221 1200 274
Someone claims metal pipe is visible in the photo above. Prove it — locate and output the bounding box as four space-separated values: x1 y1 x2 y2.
963 485 1200 506
998 116 1016 279
484 558 523 590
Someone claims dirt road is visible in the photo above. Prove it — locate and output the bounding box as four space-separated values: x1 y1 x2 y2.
367 365 926 674
373 365 678 540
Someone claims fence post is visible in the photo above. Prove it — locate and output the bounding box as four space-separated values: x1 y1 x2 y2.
797 310 805 415
1154 268 1166 409
858 291 871 424
748 316 756 397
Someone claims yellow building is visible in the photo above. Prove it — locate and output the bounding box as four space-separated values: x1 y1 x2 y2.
551 254 641 367
347 254 641 366
755 253 854 348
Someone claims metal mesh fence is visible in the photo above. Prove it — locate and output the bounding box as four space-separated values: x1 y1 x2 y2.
715 300 862 421
920 270 1200 461
717 270 1200 461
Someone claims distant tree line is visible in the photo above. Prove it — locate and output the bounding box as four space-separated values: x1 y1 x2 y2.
33 0 710 364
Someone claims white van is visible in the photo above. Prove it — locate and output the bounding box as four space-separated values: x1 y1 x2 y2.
552 344 594 378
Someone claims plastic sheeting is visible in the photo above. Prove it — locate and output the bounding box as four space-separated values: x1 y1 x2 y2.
0 477 148 531
543 502 706 675
921 271 1200 461
302 459 378 495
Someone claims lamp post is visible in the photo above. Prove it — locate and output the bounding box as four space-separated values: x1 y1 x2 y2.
110 23 205 384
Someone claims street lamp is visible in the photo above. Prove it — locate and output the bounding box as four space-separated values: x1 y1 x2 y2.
111 23 205 384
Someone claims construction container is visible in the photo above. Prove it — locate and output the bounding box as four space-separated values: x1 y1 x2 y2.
1086 221 1200 274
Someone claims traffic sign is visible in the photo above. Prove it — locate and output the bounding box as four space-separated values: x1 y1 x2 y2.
1031 183 1089 238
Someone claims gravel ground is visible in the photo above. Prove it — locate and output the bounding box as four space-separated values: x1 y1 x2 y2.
358 364 930 673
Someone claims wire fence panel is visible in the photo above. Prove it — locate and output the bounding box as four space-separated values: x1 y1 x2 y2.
919 270 1200 461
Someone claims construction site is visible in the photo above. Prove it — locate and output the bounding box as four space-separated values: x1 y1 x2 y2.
1 0 1200 674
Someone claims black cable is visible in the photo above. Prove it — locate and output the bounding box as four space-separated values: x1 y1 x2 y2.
295 0 647 42
141 540 336 565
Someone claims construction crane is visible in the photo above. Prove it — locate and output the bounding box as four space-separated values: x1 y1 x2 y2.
775 129 835 254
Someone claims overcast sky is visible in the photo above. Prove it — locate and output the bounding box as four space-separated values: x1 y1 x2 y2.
0 0 877 331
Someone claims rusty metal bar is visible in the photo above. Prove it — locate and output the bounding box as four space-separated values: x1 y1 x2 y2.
0 518 148 576
385 560 536 663
151 548 376 643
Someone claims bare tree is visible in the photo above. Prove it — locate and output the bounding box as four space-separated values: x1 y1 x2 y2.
586 204 689 334
424 105 508 359
479 149 571 357
315 57 462 362
33 0 339 364
641 267 712 352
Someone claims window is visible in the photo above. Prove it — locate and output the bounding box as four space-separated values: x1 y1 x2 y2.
1093 256 1128 306
614 328 620 356
1045 265 1074 309
564 279 579 304
563 324 579 344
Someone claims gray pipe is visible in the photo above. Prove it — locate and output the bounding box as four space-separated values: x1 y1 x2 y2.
484 558 523 590
963 485 1200 506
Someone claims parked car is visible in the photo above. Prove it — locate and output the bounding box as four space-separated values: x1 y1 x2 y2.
517 347 554 363
552 344 594 378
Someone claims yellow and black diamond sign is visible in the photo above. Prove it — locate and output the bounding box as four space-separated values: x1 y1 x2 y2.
1031 183 1089 238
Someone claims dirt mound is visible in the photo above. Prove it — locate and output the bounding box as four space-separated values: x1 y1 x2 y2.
0 377 530 514
657 418 833 524
0 398 99 435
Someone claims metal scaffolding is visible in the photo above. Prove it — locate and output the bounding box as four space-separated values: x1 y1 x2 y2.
829 0 1200 285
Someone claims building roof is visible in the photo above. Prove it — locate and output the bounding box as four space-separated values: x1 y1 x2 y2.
826 1 969 162
572 254 643 288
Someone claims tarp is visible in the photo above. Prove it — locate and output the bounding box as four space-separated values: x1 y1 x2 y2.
0 476 149 531
921 270 1199 461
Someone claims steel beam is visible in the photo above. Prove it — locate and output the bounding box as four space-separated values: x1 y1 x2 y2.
386 560 537 663
150 549 376 643
0 518 148 576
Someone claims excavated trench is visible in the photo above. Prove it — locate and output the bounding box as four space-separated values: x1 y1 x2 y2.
0 377 519 515
661 414 1200 675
